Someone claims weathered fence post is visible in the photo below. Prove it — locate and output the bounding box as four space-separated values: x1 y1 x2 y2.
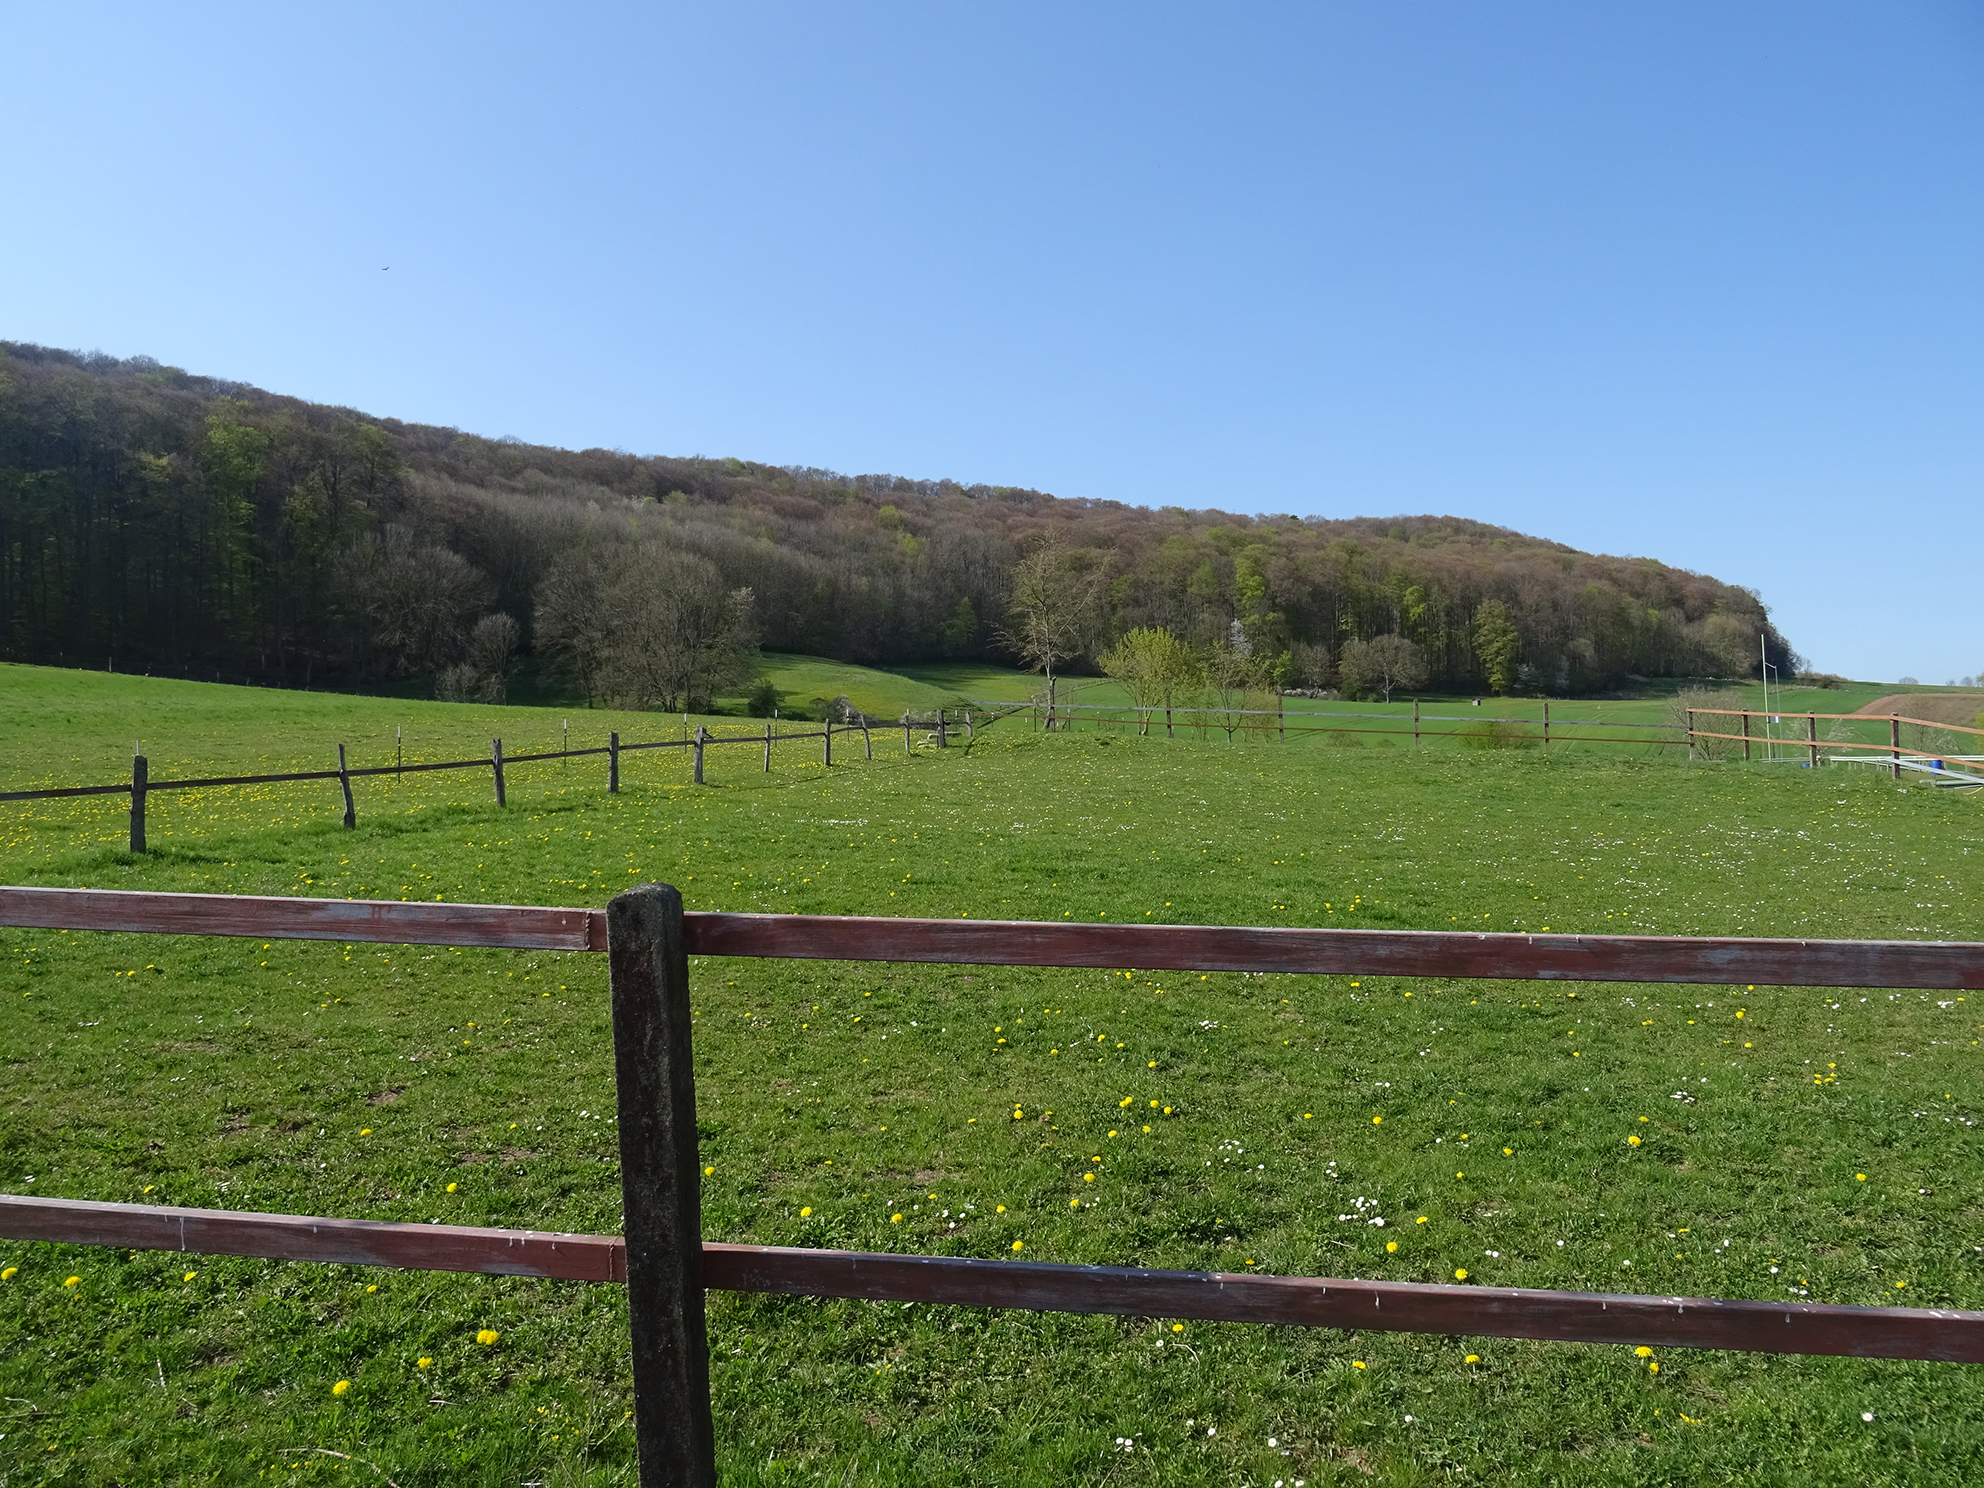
610 732 621 794
337 744 356 829
823 719 832 767
903 715 912 755
1542 701 1550 747
1165 695 1174 739
1686 709 1695 761
693 728 706 786
764 722 772 772
129 754 147 854
1742 711 1751 762
936 710 947 749
1808 714 1819 769
491 738 506 806
1279 692 1286 742
1892 716 1902 781
1412 699 1420 748
965 710 973 743
607 883 717 1488
863 719 872 759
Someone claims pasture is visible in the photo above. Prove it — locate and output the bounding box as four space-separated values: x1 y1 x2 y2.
1 665 1982 1485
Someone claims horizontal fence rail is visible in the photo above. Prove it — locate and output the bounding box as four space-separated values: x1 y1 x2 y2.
6 887 1983 989
2 1195 1976 1363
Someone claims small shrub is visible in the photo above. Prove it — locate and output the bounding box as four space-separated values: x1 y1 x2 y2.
1459 719 1540 750
1326 730 1364 748
1670 687 1750 761
745 679 782 718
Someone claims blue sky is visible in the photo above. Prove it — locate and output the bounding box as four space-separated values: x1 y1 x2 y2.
5 3 1981 682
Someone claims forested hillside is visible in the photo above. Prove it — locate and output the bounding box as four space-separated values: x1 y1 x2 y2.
0 342 1800 701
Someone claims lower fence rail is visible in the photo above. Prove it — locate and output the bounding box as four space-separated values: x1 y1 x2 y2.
2 1194 1977 1363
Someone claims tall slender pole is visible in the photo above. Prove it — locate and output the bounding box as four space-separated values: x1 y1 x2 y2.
936 709 947 749
129 753 147 854
1413 699 1420 748
396 725 402 784
1542 701 1550 747
607 884 717 1488
965 710 973 743
337 744 356 829
1279 692 1286 743
610 731 621 793
1742 711 1751 762
693 728 705 786
764 721 772 772
1808 713 1819 769
823 718 833 768
1892 716 1902 781
1686 709 1695 762
491 738 506 806
904 715 912 755
863 719 872 759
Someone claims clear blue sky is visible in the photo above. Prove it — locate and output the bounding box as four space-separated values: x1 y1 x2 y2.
5 3 1981 683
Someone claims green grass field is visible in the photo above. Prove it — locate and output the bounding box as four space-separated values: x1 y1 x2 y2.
2 665 1983 1484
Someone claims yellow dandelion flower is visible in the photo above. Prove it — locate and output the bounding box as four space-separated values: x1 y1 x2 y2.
891 1213 903 1223
1386 1240 1398 1253
446 1182 458 1193
996 1204 1007 1213
1635 1346 1653 1358
417 1357 433 1369
704 1165 715 1177
1172 1323 1184 1332
1352 1360 1367 1369
1856 1173 1867 1181
1372 1116 1383 1125
1464 1354 1480 1364
1454 1268 1469 1281
1628 1135 1642 1146
1012 1240 1024 1251
1083 1172 1095 1182
0 1267 16 1281
1648 1362 1659 1374
800 1207 812 1218
63 1275 80 1288
1070 1198 1081 1208
476 1329 501 1346
332 1379 350 1396
1416 1216 1428 1224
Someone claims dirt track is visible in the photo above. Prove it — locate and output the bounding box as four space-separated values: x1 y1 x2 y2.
1854 694 1984 726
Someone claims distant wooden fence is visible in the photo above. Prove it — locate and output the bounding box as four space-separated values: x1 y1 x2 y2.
1684 708 1984 778
0 716 917 853
973 696 1686 748
3 886 1983 1485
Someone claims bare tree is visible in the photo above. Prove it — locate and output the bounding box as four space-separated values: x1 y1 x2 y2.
1337 635 1428 702
341 525 492 681
1000 538 1106 727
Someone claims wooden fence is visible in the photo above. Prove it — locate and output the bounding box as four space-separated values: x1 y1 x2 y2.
1684 708 1984 777
0 716 910 853
3 886 1983 1484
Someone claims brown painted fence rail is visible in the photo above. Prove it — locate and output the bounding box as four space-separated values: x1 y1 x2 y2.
2 1194 1975 1363
5 884 1982 1485
5 885 1983 989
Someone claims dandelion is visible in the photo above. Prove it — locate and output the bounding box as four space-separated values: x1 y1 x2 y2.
799 1207 812 1218
1454 1268 1469 1280
1352 1360 1366 1369
891 1213 903 1224
1172 1323 1184 1332
63 1275 80 1288
332 1379 351 1396
1502 1147 1512 1156
1071 1199 1081 1208
1856 1173 1867 1182
417 1357 433 1369
1386 1240 1398 1252
0 1267 15 1281
704 1165 716 1177
1416 1216 1428 1224
1635 1346 1652 1358
1119 1097 1133 1108
1012 1240 1024 1251
1628 1135 1642 1146
1084 1172 1096 1182
1372 1116 1383 1125
1649 1362 1659 1374
359 1128 371 1136
476 1329 501 1346
1464 1354 1480 1364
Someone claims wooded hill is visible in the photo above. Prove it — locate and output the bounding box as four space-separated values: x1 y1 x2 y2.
0 342 1800 701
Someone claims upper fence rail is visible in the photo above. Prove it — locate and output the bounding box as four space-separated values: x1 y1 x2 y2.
4 886 1982 989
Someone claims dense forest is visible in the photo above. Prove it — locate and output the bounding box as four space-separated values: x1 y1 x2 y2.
0 342 1801 703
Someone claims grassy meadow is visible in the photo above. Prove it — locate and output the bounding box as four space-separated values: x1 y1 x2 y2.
1 664 1983 1484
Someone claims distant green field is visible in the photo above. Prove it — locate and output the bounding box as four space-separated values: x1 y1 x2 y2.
1 666 1983 1484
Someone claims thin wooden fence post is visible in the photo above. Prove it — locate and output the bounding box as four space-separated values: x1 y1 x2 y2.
965 710 973 743
129 754 147 854
1413 699 1420 748
693 728 706 786
610 732 621 793
1165 694 1174 739
491 738 506 806
337 744 356 829
1808 714 1819 768
1892 717 1902 781
1686 709 1695 761
1542 701 1550 747
607 883 717 1488
863 720 872 759
1742 711 1751 762
764 722 772 772
903 715 912 755
936 710 947 749
824 719 833 767
1279 692 1285 742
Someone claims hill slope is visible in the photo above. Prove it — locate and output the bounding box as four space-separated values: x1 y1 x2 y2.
0 342 1798 698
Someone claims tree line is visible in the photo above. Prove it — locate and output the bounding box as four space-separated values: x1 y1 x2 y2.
0 342 1803 704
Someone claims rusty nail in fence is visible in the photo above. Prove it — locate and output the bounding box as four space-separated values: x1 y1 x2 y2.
609 884 717 1487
